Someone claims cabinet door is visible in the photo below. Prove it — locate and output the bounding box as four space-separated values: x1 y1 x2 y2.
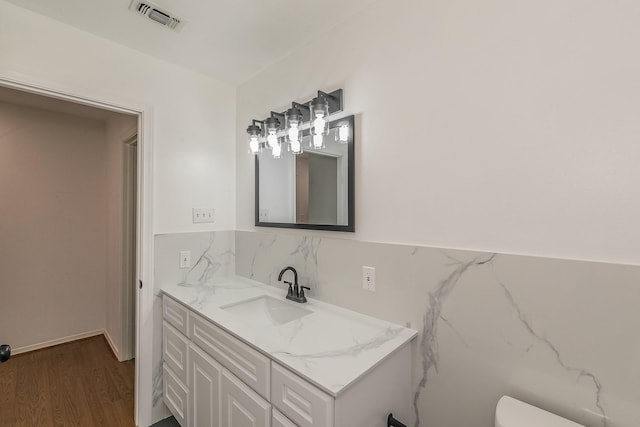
273 409 298 427
221 369 270 427
189 344 222 427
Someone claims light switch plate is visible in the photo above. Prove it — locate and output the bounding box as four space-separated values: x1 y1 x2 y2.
192 208 215 223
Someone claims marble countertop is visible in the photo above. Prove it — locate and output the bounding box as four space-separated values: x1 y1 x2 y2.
161 276 417 397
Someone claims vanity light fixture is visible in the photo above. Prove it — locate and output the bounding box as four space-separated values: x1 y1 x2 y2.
246 120 264 154
310 94 329 149
264 115 281 149
285 106 303 154
245 88 344 158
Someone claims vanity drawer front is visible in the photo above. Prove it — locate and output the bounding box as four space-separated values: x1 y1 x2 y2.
163 321 190 386
273 409 298 427
190 312 271 400
163 295 190 336
271 363 334 427
163 363 189 427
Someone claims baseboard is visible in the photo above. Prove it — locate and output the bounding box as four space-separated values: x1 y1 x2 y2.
103 329 121 360
12 329 104 355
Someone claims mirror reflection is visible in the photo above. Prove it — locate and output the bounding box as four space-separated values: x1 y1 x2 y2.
255 115 354 231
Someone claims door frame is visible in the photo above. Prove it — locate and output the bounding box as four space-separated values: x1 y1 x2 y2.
0 77 155 427
121 135 138 362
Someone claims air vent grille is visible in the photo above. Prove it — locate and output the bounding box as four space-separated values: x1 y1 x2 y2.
129 0 184 31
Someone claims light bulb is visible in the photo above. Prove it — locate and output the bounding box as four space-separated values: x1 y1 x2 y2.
290 139 301 154
249 136 260 153
313 114 326 135
313 133 323 148
267 132 278 148
338 125 349 142
272 143 281 158
288 124 299 141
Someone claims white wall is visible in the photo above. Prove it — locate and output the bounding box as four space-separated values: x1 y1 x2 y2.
105 113 138 359
0 100 108 352
0 0 237 234
0 3 237 424
236 0 640 265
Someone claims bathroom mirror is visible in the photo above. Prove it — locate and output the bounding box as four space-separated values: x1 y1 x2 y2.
255 115 354 232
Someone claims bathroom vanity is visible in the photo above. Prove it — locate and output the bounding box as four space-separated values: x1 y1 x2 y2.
161 276 416 427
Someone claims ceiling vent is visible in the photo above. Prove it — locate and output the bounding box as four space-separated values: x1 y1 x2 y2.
129 0 185 31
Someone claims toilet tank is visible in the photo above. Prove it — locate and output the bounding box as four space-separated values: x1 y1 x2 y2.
495 396 585 427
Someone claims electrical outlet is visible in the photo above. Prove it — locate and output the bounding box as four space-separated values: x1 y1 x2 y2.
192 208 215 223
179 251 191 268
259 209 269 221
362 266 376 292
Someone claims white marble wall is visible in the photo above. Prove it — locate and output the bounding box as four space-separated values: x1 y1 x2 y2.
235 230 640 427
151 231 235 422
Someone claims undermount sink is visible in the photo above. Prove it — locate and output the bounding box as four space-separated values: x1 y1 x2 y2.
221 295 312 327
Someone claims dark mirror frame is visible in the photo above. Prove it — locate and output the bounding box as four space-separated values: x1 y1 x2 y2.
255 115 355 232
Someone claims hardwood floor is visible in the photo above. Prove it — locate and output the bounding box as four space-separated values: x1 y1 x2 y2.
0 335 135 427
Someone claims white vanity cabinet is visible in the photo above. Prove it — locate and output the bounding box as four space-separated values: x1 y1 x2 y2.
163 295 272 427
162 294 413 427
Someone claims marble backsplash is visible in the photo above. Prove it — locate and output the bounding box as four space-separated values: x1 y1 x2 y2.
152 231 235 423
235 230 639 427
152 229 640 427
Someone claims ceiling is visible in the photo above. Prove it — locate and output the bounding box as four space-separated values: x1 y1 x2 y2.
5 0 376 85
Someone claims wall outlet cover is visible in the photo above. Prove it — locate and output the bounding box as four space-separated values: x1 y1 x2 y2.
179 250 191 268
362 266 376 292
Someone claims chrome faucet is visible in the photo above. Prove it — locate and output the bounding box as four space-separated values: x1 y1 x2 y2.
277 266 310 303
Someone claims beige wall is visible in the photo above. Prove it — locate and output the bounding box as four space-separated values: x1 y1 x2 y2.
0 100 108 352
105 113 137 359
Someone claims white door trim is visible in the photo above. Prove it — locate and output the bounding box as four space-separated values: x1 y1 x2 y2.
121 135 137 362
0 77 155 427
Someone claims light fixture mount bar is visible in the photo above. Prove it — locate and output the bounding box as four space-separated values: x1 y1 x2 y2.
253 89 343 129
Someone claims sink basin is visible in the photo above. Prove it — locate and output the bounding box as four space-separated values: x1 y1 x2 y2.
221 295 312 327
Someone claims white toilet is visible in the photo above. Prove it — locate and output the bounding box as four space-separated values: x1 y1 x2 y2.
496 396 585 427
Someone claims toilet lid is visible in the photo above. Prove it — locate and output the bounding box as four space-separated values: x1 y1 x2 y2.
495 396 585 427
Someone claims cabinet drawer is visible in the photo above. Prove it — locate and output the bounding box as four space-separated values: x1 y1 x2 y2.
163 363 189 427
163 295 190 336
273 408 298 427
163 321 189 386
271 363 334 427
190 312 271 400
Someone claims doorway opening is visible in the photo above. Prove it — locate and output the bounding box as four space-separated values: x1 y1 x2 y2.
0 77 152 425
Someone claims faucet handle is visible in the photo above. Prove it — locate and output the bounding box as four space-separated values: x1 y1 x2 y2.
299 286 311 302
284 281 294 297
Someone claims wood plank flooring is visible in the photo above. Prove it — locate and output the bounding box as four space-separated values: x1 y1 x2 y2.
0 335 135 427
